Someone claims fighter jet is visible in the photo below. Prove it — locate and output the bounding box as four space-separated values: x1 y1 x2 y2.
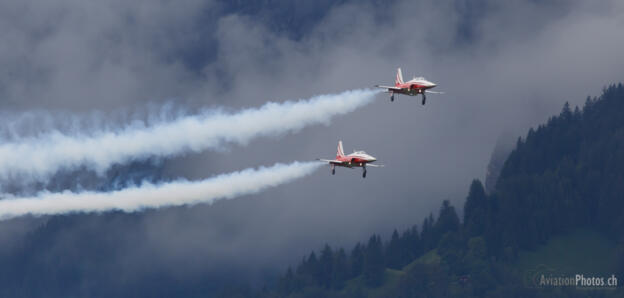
317 140 383 178
375 68 443 105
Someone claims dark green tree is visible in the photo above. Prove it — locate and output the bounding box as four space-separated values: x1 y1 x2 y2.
385 229 403 270
363 235 384 287
401 225 422 263
421 213 436 251
463 180 488 238
331 248 349 289
434 200 460 236
349 242 365 278
319 244 333 288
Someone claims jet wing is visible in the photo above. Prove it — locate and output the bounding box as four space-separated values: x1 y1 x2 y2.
366 164 385 167
425 90 444 94
317 159 347 165
375 85 402 91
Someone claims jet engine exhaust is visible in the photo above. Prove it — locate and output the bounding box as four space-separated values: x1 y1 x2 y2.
0 161 322 221
0 89 379 184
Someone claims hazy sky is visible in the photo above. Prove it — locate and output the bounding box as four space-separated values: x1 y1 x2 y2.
1 0 623 285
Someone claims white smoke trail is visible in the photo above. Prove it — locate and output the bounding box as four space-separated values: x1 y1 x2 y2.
0 161 322 221
0 89 377 182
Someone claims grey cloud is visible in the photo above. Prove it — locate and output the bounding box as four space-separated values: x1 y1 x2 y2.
0 0 214 111
0 0 623 288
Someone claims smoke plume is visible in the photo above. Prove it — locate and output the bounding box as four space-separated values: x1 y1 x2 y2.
0 89 377 183
0 161 322 220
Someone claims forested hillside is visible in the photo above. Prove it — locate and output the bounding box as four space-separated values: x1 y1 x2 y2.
249 84 624 298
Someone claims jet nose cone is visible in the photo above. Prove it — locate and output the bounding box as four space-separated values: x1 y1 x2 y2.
370 157 377 162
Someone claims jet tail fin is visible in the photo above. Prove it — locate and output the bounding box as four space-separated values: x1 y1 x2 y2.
337 140 345 158
395 68 404 86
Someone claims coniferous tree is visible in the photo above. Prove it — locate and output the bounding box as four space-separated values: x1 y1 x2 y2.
402 225 422 262
304 252 319 285
464 180 488 238
349 242 365 278
385 229 402 270
331 248 349 289
435 200 460 236
421 213 436 251
277 267 295 294
319 244 333 288
363 235 384 287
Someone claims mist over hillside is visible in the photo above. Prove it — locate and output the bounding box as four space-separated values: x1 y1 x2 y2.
0 0 623 297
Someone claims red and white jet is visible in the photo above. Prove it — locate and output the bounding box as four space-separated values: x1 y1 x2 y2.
375 68 443 105
317 140 383 178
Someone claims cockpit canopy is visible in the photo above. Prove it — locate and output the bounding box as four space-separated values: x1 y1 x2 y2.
353 150 367 154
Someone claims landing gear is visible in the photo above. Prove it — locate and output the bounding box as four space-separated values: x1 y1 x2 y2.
332 169 335 175
390 94 394 102
362 167 367 178
422 93 426 105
